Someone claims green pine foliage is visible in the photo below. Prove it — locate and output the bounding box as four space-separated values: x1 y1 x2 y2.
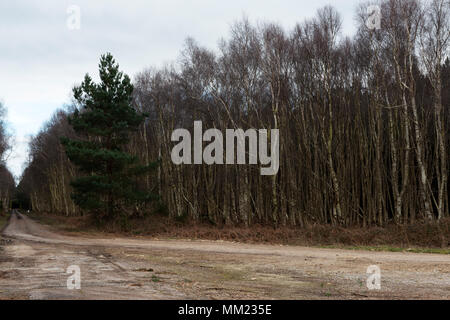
61 53 158 220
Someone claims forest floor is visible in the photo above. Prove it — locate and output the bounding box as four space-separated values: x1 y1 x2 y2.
29 212 450 252
0 211 449 300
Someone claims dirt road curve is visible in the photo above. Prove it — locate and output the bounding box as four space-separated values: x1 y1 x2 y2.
0 211 449 299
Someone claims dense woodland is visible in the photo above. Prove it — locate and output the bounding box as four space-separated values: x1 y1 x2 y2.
0 103 15 213
16 0 450 227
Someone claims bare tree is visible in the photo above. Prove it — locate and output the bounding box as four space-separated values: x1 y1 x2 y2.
419 0 450 219
19 1 450 227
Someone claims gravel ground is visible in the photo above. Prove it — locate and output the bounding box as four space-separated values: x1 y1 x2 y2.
0 211 448 300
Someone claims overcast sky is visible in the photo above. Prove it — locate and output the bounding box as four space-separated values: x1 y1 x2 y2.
0 0 361 179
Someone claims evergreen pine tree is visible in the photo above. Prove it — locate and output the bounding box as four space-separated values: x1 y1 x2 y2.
62 53 157 220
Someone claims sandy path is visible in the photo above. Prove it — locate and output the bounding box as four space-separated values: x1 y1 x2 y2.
0 211 449 299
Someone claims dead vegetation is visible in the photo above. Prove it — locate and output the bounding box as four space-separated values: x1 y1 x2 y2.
30 212 449 250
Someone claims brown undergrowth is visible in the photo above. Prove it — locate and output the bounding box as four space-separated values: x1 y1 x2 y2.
27 212 450 250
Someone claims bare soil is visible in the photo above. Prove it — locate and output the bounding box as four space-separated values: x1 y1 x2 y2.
0 212 449 300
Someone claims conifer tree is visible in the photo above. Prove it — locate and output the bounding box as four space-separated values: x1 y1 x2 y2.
62 53 157 220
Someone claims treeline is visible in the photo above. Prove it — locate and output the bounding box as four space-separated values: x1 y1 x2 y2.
18 111 77 214
19 0 449 226
0 102 15 212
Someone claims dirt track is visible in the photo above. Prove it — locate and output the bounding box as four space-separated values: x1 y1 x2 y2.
0 211 448 300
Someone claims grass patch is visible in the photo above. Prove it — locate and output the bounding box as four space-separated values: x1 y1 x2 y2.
319 245 450 255
151 275 161 282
